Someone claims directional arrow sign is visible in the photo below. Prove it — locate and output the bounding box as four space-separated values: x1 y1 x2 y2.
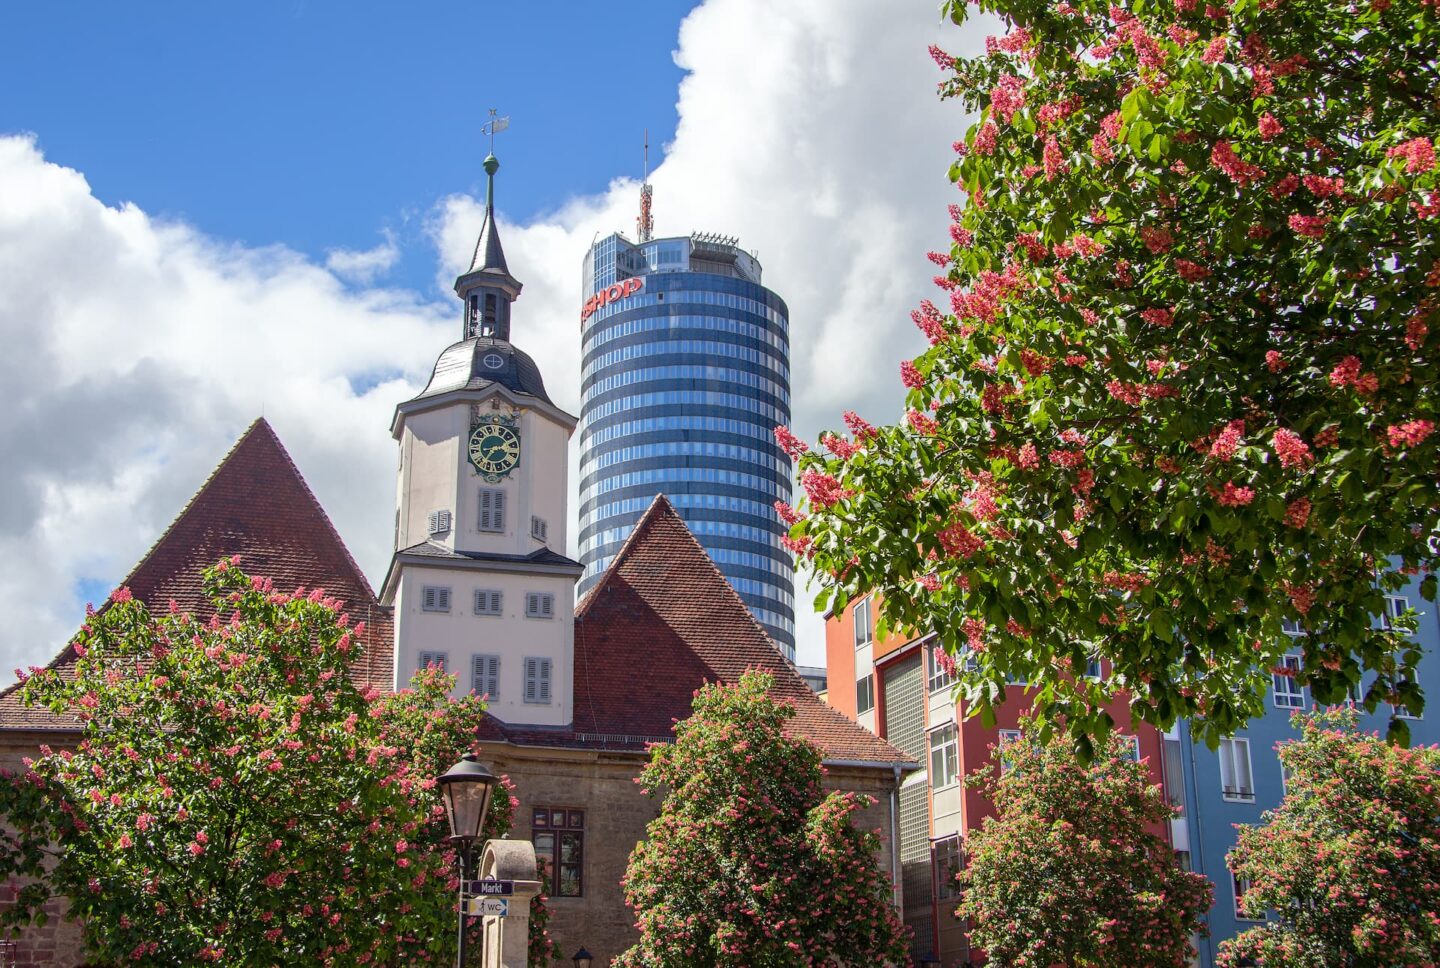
464 879 515 897
465 897 510 918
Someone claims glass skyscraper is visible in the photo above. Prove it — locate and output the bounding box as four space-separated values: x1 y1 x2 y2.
578 232 796 659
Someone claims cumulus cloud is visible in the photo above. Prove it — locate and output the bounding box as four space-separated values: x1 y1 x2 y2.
0 134 451 676
0 0 988 675
325 232 400 284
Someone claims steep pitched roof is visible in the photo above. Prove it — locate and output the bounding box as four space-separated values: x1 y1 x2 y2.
0 418 393 730
568 495 909 765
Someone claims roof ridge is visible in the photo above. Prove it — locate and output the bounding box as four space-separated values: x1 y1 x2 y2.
574 493 671 618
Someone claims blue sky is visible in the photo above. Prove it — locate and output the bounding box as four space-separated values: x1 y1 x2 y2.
0 1 970 671
1 2 697 295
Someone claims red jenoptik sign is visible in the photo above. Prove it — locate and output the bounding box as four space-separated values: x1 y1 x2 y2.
580 277 644 324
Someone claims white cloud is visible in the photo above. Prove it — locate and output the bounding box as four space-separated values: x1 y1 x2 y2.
325 232 400 284
0 0 990 678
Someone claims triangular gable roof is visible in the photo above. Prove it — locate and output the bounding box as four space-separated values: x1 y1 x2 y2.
570 495 909 765
0 418 393 730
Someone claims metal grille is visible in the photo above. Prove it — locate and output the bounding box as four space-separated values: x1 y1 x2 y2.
899 775 935 960
882 653 926 761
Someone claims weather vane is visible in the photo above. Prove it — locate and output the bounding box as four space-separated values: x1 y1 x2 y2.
482 108 510 154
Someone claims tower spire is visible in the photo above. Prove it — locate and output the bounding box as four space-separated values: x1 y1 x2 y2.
637 129 654 243
456 110 522 340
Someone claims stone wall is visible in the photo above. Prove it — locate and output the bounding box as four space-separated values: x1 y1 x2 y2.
488 742 903 966
0 729 88 968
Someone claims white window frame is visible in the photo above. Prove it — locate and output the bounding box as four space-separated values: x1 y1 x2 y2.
525 592 555 620
524 657 552 704
1219 737 1255 802
929 723 960 789
1085 656 1104 681
417 650 448 672
478 488 507 533
1232 868 1263 921
1383 595 1410 630
1273 655 1305 709
1121 735 1141 762
1280 617 1304 636
926 643 955 694
997 729 1023 771
854 597 873 649
473 589 503 616
421 585 451 613
856 673 875 714
472 654 500 700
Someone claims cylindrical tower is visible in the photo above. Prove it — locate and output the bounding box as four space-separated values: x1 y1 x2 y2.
577 232 796 660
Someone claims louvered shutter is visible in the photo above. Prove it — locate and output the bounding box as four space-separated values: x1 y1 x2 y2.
524 658 539 702
479 489 507 532
538 658 552 702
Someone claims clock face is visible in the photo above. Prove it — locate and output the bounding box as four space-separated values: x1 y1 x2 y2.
468 422 521 479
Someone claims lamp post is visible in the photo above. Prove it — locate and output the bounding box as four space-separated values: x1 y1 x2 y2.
571 947 594 968
438 753 499 968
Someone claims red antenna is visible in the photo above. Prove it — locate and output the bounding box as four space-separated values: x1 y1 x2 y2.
637 129 654 243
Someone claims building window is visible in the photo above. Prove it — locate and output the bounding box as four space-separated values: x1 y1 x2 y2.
1273 655 1305 709
478 488 507 532
472 654 499 699
531 515 549 542
1163 737 1186 816
1085 656 1104 680
421 586 451 612
531 808 583 897
525 592 555 619
856 674 875 714
854 597 873 648
474 589 503 616
933 835 963 900
427 509 452 535
1219 737 1255 802
418 650 448 672
926 643 956 693
524 657 552 704
1232 867 1262 921
1281 617 1304 635
997 728 1024 772
1120 735 1141 762
1383 595 1410 630
929 724 959 788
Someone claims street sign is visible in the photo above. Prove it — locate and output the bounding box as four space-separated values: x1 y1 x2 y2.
465 897 510 918
464 879 515 897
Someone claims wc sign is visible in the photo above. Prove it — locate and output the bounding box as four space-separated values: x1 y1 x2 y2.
580 277 644 323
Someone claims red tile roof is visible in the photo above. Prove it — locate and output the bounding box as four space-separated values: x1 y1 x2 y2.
566 496 909 765
0 418 393 730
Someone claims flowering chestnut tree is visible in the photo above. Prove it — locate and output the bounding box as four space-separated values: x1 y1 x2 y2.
614 671 909 967
781 0 1440 747
957 725 1211 967
1219 709 1440 967
0 561 552 965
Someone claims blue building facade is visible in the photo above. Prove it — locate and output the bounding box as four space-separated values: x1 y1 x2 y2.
577 232 796 659
1172 574 1440 966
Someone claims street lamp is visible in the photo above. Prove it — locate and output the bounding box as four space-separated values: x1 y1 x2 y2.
438 754 499 968
571 947 594 968
919 955 941 968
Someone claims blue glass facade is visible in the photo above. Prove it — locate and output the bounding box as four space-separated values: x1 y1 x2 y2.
1171 571 1440 966
578 233 796 659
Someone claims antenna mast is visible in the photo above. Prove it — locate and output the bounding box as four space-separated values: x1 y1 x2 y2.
637 129 654 242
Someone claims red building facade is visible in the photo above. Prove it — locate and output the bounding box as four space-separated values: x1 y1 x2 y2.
825 594 1175 966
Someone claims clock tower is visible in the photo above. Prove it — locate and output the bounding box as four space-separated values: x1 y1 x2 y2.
381 152 581 728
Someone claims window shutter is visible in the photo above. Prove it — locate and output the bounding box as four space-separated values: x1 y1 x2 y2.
538 658 552 702
474 589 503 615
437 587 450 611
427 510 451 535
541 594 553 617
479 489 507 532
473 655 499 698
493 490 506 531
423 587 436 610
524 658 538 702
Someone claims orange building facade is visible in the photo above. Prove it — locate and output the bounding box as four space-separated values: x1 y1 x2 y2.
824 595 1178 966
